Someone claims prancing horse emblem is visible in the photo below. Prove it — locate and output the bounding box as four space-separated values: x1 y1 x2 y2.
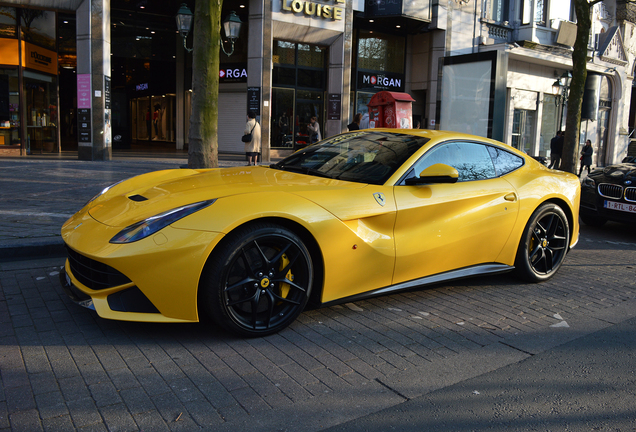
373 192 386 206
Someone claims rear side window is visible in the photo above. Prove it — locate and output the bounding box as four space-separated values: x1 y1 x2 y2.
487 146 524 176
409 142 496 182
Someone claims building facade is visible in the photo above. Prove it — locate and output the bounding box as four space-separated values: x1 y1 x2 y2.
0 0 634 167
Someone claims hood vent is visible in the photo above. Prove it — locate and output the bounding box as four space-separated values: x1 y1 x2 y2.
128 194 148 202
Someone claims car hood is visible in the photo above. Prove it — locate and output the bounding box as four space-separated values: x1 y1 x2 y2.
88 166 366 227
589 163 636 184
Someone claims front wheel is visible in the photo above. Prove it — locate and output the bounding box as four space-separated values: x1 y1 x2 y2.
201 223 313 337
515 203 570 282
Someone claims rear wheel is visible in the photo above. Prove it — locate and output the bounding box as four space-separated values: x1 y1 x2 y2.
201 223 313 337
515 203 570 282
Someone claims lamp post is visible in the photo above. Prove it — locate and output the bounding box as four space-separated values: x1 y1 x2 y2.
175 3 194 53
221 11 242 57
552 71 572 133
175 4 242 57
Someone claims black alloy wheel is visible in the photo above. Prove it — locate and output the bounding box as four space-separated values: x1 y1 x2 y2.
515 203 570 282
202 222 313 337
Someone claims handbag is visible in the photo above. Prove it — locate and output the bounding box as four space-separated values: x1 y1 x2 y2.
242 123 256 143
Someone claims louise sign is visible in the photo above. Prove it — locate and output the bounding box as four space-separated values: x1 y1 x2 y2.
280 0 345 20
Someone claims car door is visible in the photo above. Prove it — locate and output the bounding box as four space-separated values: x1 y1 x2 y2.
392 141 521 284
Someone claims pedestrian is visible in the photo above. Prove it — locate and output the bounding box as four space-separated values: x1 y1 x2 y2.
243 111 261 166
308 116 321 143
348 113 362 131
549 130 563 169
579 139 593 177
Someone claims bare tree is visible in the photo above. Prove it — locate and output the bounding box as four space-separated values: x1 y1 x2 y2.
561 0 604 174
187 0 222 168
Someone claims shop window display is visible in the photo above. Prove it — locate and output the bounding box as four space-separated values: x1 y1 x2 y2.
0 69 20 146
24 70 57 153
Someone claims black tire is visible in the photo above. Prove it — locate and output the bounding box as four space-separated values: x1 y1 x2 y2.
515 203 570 282
580 213 607 227
201 222 313 337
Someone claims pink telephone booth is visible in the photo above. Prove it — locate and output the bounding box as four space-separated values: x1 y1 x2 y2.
367 91 415 129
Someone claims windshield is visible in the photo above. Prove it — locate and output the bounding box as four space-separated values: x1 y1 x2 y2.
271 131 429 185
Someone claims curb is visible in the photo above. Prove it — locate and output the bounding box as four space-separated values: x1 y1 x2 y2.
0 238 66 262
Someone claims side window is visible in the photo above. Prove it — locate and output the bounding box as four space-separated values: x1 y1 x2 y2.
409 142 496 182
487 146 524 176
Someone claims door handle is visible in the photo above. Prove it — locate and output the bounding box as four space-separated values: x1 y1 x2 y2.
504 193 517 202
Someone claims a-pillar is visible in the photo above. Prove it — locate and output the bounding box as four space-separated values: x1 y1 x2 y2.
76 0 111 161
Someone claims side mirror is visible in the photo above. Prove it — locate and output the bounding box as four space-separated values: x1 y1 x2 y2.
405 163 459 185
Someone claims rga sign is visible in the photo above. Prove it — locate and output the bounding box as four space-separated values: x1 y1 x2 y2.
358 72 405 91
220 66 247 83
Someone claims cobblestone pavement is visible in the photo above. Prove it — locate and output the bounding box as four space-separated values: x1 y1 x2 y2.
1 156 635 431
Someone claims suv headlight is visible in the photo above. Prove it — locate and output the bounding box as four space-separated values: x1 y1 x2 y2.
110 200 216 244
582 177 596 188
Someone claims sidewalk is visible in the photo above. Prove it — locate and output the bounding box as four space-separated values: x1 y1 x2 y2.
0 151 275 261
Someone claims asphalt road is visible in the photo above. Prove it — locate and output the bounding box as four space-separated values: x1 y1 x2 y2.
1 220 635 431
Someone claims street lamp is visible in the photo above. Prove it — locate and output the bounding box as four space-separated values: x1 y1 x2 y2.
552 71 572 133
175 4 243 57
221 11 242 57
175 3 194 53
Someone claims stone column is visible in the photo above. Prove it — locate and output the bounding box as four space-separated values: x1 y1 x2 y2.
76 0 111 161
249 0 271 162
325 0 353 138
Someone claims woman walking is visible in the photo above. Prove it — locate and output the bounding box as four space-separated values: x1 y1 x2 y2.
579 140 593 177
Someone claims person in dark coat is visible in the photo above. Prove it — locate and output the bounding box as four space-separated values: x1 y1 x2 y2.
579 139 593 177
348 113 362 131
549 130 563 169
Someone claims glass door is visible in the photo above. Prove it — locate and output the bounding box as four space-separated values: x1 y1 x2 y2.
24 70 58 154
512 109 536 154
271 88 294 149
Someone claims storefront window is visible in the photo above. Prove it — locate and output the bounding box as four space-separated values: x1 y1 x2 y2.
297 44 325 68
441 60 492 137
0 7 17 38
131 95 176 143
271 41 327 149
271 88 294 148
273 41 295 65
0 68 20 146
357 30 405 74
20 9 56 50
24 70 57 153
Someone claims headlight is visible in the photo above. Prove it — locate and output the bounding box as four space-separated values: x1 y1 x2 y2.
582 177 596 188
110 200 216 244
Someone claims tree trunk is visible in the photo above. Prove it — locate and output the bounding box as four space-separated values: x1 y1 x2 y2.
562 0 593 174
187 0 221 169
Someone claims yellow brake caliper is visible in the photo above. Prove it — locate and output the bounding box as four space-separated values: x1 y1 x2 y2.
279 253 292 299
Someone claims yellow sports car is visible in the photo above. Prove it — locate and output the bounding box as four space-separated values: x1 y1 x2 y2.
60 130 580 337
